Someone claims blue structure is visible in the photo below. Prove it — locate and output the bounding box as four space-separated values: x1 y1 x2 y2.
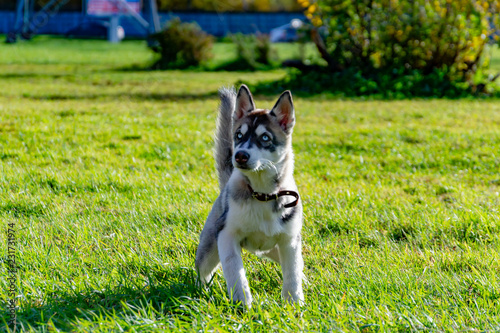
0 10 306 38
4 0 160 43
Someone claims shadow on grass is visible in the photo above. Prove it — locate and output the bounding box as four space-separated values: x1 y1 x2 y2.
113 64 157 72
0 73 71 80
114 60 279 73
19 88 281 102
242 68 500 99
8 266 205 331
21 91 219 102
111 62 500 100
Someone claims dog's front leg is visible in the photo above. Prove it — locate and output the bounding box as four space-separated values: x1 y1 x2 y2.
278 234 304 304
217 229 253 307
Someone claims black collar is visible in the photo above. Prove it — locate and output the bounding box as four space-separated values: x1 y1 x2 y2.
247 185 299 208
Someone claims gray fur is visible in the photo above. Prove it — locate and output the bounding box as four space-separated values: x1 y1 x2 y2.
214 87 236 191
195 190 226 283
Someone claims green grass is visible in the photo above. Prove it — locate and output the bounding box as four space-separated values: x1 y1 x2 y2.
0 36 499 332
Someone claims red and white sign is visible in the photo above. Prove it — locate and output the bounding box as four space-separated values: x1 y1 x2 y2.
88 0 141 15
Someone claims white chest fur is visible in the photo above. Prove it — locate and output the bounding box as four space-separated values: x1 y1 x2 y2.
226 198 285 252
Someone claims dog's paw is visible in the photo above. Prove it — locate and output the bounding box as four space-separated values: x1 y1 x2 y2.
282 289 304 305
233 296 253 309
231 291 253 308
196 272 214 287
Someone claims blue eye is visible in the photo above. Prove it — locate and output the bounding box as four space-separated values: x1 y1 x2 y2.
236 132 243 139
261 134 270 142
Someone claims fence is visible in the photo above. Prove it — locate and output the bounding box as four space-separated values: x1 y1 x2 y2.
0 11 306 37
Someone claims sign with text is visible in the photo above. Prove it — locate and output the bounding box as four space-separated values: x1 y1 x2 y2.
88 0 141 15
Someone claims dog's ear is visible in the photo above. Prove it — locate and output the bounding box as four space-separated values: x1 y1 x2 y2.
271 90 295 133
234 84 255 120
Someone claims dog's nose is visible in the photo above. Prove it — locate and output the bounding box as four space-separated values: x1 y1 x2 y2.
235 151 250 164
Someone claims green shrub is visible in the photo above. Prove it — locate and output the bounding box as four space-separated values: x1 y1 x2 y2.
255 33 273 65
216 33 276 71
295 0 500 95
232 33 260 70
150 18 214 69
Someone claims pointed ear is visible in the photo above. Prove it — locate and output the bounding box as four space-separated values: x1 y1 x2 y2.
234 84 255 120
271 90 295 133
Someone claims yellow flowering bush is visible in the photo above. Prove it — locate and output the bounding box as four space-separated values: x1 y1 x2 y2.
303 0 500 85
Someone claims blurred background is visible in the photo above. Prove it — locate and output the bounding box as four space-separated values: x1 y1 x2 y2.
2 0 499 96
0 0 304 40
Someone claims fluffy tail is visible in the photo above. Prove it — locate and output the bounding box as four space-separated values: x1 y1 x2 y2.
214 87 236 190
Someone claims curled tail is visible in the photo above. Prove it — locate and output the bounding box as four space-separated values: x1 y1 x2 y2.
214 87 236 190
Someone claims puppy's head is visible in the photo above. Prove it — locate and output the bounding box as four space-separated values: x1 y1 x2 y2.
232 84 295 172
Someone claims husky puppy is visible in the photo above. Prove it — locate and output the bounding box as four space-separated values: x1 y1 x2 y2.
195 85 304 307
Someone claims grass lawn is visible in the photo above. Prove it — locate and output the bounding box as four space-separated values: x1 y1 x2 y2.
0 36 499 332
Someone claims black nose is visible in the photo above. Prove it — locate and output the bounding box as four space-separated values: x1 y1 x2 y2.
235 151 250 164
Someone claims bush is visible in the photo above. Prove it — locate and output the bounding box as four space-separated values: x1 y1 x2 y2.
216 33 276 71
150 18 214 69
296 0 500 94
255 33 273 65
